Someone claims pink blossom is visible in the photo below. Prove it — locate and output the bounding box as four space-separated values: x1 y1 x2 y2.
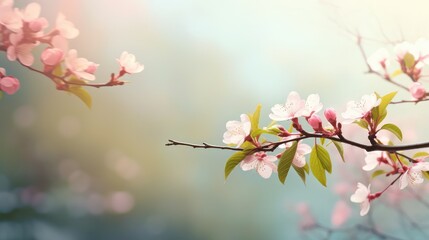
416 38 429 64
399 161 429 190
117 51 144 74
350 182 371 216
56 13 79 39
295 203 316 230
240 152 277 179
367 48 390 72
41 48 64 66
16 2 41 22
65 49 98 80
324 108 337 126
299 94 323 117
7 33 36 66
409 82 426 100
394 41 419 61
363 151 387 171
0 3 22 32
341 93 381 123
331 200 351 227
0 67 5 76
222 114 251 147
269 91 305 121
0 76 20 95
333 182 352 197
280 137 311 167
307 114 322 131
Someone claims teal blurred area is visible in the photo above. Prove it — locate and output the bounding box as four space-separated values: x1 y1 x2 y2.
1 0 429 239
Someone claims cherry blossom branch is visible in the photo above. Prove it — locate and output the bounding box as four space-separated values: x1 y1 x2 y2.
0 1 143 99
23 64 126 89
167 133 429 153
356 35 409 91
390 98 429 104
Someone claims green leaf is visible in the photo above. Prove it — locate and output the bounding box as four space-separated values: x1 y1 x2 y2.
293 165 306 184
378 92 397 116
413 152 429 158
224 151 248 180
315 144 332 173
354 119 369 129
320 138 325 145
67 87 92 109
250 104 262 137
423 171 429 180
331 140 345 162
390 69 403 78
278 141 298 184
403 52 415 69
371 170 386 179
380 123 403 141
310 146 327 187
52 65 64 77
303 162 310 174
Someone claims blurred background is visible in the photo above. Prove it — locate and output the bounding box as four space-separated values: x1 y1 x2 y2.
2 0 429 239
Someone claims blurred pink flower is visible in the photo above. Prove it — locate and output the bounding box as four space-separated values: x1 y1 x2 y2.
394 41 419 60
367 48 390 72
56 13 79 39
65 49 98 80
331 200 351 227
117 51 144 74
41 48 64 66
0 76 20 95
409 82 426 100
0 2 22 32
7 33 37 66
295 203 316 230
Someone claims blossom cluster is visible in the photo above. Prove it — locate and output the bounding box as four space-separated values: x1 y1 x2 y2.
0 1 143 99
367 39 429 100
221 90 429 216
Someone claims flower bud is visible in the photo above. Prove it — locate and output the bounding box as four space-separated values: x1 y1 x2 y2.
85 63 99 74
41 48 64 66
29 18 48 32
0 76 20 95
307 114 322 131
409 82 426 100
324 108 337 126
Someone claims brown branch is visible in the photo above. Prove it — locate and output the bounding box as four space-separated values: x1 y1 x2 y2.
166 131 429 153
356 35 409 91
23 64 123 89
391 98 429 104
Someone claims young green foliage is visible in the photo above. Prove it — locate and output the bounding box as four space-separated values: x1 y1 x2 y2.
224 142 255 180
331 140 345 162
293 165 306 184
310 144 332 187
277 141 298 184
371 91 397 126
380 123 403 141
371 170 386 179
250 104 262 138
